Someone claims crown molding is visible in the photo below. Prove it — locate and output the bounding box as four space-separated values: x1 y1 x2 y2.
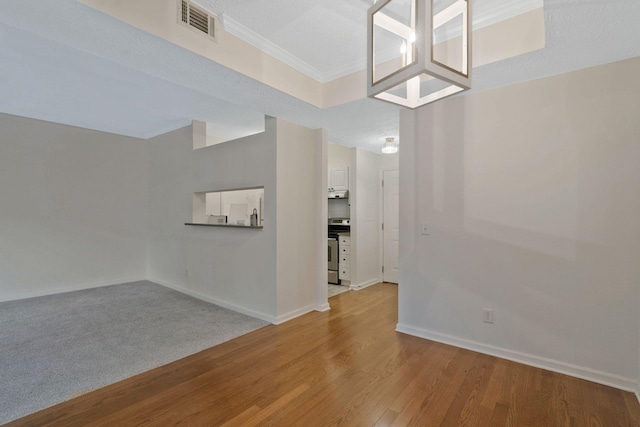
221 1 542 84
323 59 366 82
221 15 326 83
474 0 543 30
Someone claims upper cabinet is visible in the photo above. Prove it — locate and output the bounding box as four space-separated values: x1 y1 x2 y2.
330 167 349 191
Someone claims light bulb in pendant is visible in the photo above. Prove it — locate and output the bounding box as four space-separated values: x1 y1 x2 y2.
400 40 407 54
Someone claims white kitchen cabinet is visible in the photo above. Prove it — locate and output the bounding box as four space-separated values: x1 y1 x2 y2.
338 233 351 281
339 265 351 280
329 167 349 191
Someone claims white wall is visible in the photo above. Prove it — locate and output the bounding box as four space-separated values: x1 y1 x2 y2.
352 148 382 289
147 120 278 321
1 112 326 322
398 57 640 391
0 113 148 301
328 144 352 172
80 0 324 108
328 199 349 219
147 118 326 323
276 120 327 320
380 153 399 171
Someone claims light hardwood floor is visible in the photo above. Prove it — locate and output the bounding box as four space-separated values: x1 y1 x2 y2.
8 283 640 426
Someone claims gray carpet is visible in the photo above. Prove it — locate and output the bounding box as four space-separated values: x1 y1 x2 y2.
0 281 268 424
328 284 350 298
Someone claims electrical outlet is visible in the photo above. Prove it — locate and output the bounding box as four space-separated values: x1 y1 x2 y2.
420 223 429 235
483 308 494 324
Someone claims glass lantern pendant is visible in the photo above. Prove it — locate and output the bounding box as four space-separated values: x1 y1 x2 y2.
367 0 471 109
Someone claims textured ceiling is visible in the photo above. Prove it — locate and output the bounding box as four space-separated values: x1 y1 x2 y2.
198 0 543 82
0 0 639 153
199 0 377 82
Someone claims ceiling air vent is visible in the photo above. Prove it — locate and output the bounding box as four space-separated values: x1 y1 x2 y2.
179 0 216 40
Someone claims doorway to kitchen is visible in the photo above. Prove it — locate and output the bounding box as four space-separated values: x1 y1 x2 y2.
382 169 399 284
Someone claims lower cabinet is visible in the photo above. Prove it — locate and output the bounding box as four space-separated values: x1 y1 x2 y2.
338 234 351 281
339 265 351 280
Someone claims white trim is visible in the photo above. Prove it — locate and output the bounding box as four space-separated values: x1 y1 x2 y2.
0 276 147 303
221 3 542 84
274 304 318 325
429 2 541 44
636 381 640 404
150 278 277 324
396 323 638 393
350 278 380 291
222 16 326 83
316 302 331 312
474 1 542 31
381 168 400 284
151 278 326 325
379 169 385 285
323 60 367 82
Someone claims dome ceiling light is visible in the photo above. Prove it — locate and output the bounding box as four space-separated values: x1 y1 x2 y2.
381 137 399 154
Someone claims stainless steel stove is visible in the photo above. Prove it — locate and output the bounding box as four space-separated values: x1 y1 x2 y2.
328 218 350 226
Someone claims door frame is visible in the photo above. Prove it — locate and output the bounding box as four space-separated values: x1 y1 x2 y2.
379 168 399 284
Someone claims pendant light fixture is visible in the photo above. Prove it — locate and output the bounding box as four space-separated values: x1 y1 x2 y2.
381 137 399 154
367 0 471 109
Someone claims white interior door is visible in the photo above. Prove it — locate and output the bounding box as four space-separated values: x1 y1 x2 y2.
383 169 399 284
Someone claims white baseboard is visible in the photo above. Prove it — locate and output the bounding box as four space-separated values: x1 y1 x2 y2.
396 323 637 393
150 278 277 324
0 275 147 303
636 381 640 404
274 304 318 325
2 275 330 326
316 302 331 312
151 279 328 325
350 278 381 291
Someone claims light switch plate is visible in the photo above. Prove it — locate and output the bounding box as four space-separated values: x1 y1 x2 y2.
420 224 429 235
